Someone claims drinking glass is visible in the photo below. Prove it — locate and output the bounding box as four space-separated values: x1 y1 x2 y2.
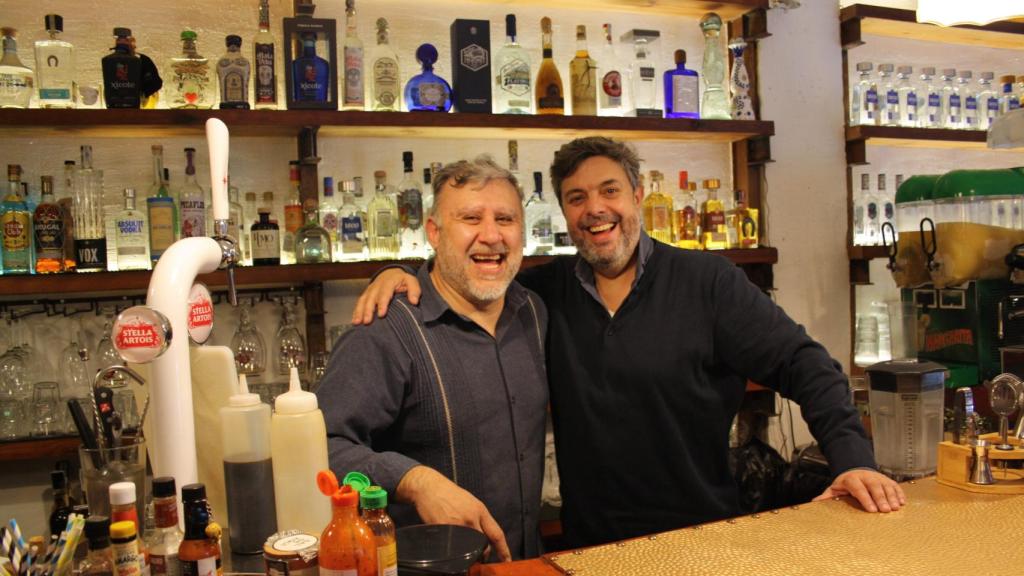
275 303 306 377
79 437 147 521
0 341 29 402
231 303 267 376
31 381 60 437
0 398 23 439
854 315 879 367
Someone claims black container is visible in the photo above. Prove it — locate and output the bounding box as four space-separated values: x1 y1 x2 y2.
449 19 491 113
101 28 141 108
396 524 487 575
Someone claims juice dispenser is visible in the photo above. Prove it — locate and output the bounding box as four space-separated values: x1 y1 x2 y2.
890 175 938 288
867 360 947 480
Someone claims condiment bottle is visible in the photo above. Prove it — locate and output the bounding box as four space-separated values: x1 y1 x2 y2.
360 487 397 576
109 482 141 533
220 374 277 553
271 367 331 535
316 470 377 576
145 477 183 576
110 521 144 576
178 484 222 576
79 516 114 576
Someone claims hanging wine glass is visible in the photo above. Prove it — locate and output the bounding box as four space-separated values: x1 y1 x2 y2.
275 302 306 378
31 381 60 437
7 316 37 387
60 319 92 401
95 310 126 386
230 302 267 376
0 319 29 402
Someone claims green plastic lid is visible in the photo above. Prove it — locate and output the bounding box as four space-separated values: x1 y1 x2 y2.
895 175 940 204
360 486 388 509
342 471 371 493
933 168 1024 201
180 30 197 41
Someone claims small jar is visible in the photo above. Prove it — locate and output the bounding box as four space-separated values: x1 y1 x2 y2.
263 531 318 576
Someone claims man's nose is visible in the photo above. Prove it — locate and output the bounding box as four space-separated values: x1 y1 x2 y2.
478 216 503 244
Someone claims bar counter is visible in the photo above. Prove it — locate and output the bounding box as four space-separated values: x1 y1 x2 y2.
479 477 1024 575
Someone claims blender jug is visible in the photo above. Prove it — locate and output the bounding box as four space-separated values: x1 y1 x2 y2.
867 360 947 480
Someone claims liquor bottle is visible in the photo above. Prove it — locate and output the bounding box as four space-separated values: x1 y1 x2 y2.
938 68 958 129
852 172 867 246
242 191 257 265
179 148 207 239
862 173 880 245
398 152 425 259
958 71 976 130
733 189 757 249
283 162 303 264
319 177 339 260
338 180 365 261
700 178 727 250
342 0 365 110
878 173 894 242
525 172 554 256
228 179 246 262
169 31 213 109
699 13 730 120
999 74 1020 115
34 176 65 274
101 28 141 108
895 66 917 127
597 24 624 117
368 171 399 259
674 172 700 249
977 72 998 131
73 147 107 271
369 18 400 111
59 160 76 271
48 470 76 540
115 188 149 271
494 14 531 114
627 32 660 117
664 49 699 119
360 487 398 576
728 39 755 120
251 209 280 266
535 17 564 115
569 25 598 116
253 0 277 109
850 62 875 126
404 44 452 112
642 171 673 244
147 147 176 264
295 202 332 264
0 28 34 109
177 485 222 576
217 35 251 109
144 477 183 576
878 64 898 127
34 15 75 108
918 67 940 128
291 33 329 104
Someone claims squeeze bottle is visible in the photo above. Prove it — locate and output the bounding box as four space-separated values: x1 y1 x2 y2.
316 470 377 576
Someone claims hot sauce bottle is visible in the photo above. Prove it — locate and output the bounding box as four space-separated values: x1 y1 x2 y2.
316 470 376 576
177 484 222 576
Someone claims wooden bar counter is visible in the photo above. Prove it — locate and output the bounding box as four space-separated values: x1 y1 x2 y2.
479 477 1024 575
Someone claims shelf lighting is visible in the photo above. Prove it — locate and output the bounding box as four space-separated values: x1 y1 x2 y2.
916 0 1024 27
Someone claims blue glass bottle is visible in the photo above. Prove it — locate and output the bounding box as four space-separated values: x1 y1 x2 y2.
664 48 699 119
292 32 329 103
404 44 452 112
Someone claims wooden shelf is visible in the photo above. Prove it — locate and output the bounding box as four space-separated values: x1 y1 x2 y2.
848 245 890 261
841 4 1024 50
846 125 991 149
0 109 774 143
0 436 80 462
459 0 767 19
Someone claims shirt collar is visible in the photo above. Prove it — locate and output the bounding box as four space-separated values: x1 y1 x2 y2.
418 260 529 324
573 229 655 295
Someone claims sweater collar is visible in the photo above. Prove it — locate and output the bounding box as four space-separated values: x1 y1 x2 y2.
573 230 655 301
418 259 529 323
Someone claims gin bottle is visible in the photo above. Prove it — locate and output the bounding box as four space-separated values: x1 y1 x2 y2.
34 176 65 274
338 180 365 261
73 146 107 272
34 15 75 109
0 28 34 109
179 147 207 239
115 188 149 271
958 71 976 130
250 208 280 266
291 33 329 104
494 14 531 114
368 170 399 259
404 44 452 112
342 0 365 109
699 13 730 120
253 0 277 109
628 33 659 116
169 31 213 109
851 62 876 126
535 17 564 115
918 67 940 128
2 165 31 274
148 147 177 264
217 35 251 109
369 18 400 111
398 152 425 259
295 202 332 264
101 28 141 109
895 66 917 127
569 25 598 116
525 172 554 255
664 49 698 119
878 64 898 127
977 72 998 131
938 69 958 128
319 177 339 260
642 171 673 244
999 74 1020 115
597 23 624 117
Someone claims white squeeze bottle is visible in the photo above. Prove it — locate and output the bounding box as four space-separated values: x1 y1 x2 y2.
271 367 331 534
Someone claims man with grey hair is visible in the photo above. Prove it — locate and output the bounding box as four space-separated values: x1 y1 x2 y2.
316 156 548 561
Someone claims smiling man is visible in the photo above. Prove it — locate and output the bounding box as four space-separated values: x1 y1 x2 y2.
316 157 548 561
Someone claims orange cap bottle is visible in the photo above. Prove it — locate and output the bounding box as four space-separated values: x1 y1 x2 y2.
316 470 377 576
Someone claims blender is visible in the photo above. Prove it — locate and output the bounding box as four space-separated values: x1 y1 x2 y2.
867 360 947 480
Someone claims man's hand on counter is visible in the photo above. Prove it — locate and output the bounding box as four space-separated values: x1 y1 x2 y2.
396 465 512 562
812 469 906 513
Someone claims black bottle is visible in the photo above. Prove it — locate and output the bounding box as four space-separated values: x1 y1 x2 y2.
251 208 281 265
102 28 141 108
48 470 76 541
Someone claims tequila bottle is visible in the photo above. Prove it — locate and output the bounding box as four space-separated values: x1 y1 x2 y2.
664 49 699 119
179 147 207 239
674 172 700 249
283 161 302 264
2 165 31 274
959 71 976 130
34 176 65 274
338 180 365 261
699 13 730 120
627 32 659 116
342 0 365 110
919 67 940 128
398 151 425 259
733 189 757 249
34 15 75 109
368 170 399 259
404 44 452 112
851 61 876 126
597 23 624 117
217 35 251 109
369 18 400 111
938 68 958 128
250 208 280 266
114 188 149 271
73 146 107 271
700 178 727 250
896 66 917 127
0 28 34 109
494 14 531 114
101 28 141 109
728 39 755 120
642 171 673 244
319 177 339 260
169 31 213 109
878 64 898 127
146 147 177 260
569 25 598 116
535 17 564 115
253 0 277 109
999 74 1020 115
977 72 998 131
291 33 329 104
525 172 554 255
295 202 332 264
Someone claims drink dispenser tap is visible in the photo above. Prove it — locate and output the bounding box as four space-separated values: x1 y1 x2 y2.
207 119 240 307
881 221 899 274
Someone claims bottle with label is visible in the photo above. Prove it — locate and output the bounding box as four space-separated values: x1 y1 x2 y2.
342 0 365 109
939 68 959 128
596 24 624 117
114 188 149 271
73 146 107 271
525 172 554 256
895 65 917 127
494 14 531 114
733 189 757 249
397 152 425 259
220 375 277 554
59 160 77 271
217 35 250 109
999 74 1021 115
0 28 34 109
110 521 144 576
569 25 597 116
251 208 280 266
178 484 222 576
863 173 881 245
253 0 277 109
958 70 976 130
179 148 206 239
34 14 75 108
368 170 399 259
296 201 332 264
109 482 143 535
2 164 30 274
404 44 452 112
877 63 898 127
628 32 659 116
878 173 894 240
850 61 875 126
48 470 76 541
369 18 400 112
80 516 114 576
338 180 365 261
664 49 699 119
977 72 998 131
291 33 329 104
34 176 65 274
272 367 332 535
700 179 727 250
672 171 699 249
147 146 177 264
283 162 303 264
228 180 246 264
360 487 397 576
535 17 564 115
642 171 673 244
319 177 339 260
852 172 867 246
698 14 729 120
145 477 183 576
101 28 140 108
316 472 377 576
169 31 212 109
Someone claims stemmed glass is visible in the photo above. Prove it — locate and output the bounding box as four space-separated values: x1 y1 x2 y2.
31 381 60 437
60 320 93 400
275 302 307 378
95 310 126 386
230 301 267 376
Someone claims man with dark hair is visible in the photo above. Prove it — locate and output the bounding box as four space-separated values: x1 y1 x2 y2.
317 156 548 561
353 137 903 548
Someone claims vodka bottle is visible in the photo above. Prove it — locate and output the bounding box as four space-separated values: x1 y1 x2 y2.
253 0 278 109
939 68 958 128
0 28 33 109
597 24 624 117
525 172 554 255
34 14 75 108
397 152 425 259
977 72 998 131
342 0 364 110
999 74 1020 115
319 177 339 260
368 171 399 259
569 25 598 116
895 66 917 127
369 18 400 111
958 71 976 130
878 64 898 127
918 67 940 128
73 146 107 271
698 13 730 120
338 180 365 261
851 62 876 126
114 188 150 271
494 14 531 114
